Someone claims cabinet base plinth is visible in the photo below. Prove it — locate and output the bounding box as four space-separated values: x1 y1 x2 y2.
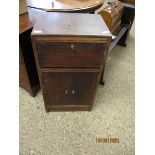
46 105 92 112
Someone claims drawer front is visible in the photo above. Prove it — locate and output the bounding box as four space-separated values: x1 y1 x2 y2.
36 42 105 67
42 69 99 111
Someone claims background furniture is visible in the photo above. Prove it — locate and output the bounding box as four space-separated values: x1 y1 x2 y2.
99 1 124 35
26 0 104 13
99 1 135 51
19 9 41 96
98 1 135 84
31 13 111 111
118 2 135 47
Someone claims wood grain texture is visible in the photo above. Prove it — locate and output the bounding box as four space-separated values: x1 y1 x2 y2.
27 0 104 12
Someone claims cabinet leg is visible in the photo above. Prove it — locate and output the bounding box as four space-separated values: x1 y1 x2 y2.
100 79 105 86
118 5 135 47
45 107 50 113
29 92 35 97
118 41 127 47
100 70 105 86
118 30 128 47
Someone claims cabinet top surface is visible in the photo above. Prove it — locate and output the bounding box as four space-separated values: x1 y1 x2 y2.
31 13 112 38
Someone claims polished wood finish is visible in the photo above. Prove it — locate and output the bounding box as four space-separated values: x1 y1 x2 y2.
27 0 104 13
99 1 124 35
31 13 112 111
19 13 40 96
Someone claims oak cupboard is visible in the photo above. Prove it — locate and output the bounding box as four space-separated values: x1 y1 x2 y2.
31 13 112 111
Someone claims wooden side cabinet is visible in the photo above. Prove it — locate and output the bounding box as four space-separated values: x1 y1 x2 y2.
31 13 112 111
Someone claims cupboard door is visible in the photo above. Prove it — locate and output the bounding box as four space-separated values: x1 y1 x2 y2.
42 72 70 107
42 69 99 111
70 72 98 106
